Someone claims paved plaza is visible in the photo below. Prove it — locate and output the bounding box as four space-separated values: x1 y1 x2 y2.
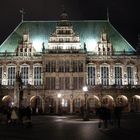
0 113 140 140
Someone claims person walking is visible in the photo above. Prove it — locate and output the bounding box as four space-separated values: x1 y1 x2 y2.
6 106 12 125
114 106 123 128
11 107 18 126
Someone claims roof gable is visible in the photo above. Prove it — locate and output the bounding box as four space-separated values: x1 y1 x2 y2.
0 20 135 53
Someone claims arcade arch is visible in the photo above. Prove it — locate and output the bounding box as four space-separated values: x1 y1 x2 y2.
2 95 13 107
102 95 115 109
131 95 140 112
88 95 100 113
30 96 43 114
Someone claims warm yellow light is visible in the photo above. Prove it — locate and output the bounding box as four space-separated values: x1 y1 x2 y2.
93 95 100 101
83 86 88 92
30 96 36 101
134 95 140 99
86 38 97 52
57 93 62 98
32 38 44 52
2 95 10 101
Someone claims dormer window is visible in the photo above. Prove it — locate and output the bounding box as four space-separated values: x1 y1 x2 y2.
16 32 36 56
97 32 113 56
107 48 110 51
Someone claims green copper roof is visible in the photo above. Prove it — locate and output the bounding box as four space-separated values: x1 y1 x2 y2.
0 20 135 53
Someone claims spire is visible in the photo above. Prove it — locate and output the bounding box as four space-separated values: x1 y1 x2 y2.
60 5 68 20
107 8 110 22
136 34 140 53
20 8 25 22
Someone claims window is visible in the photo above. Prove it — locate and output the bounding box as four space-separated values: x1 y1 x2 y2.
74 99 80 107
46 61 56 72
34 66 42 85
46 77 55 90
46 61 51 72
73 77 83 90
115 66 122 85
127 66 134 85
72 60 78 72
0 67 2 85
58 61 64 72
65 77 70 90
87 66 95 86
89 99 95 107
59 77 65 90
51 61 56 72
78 61 84 72
21 66 29 85
61 99 68 107
65 61 70 72
59 77 70 90
8 66 16 85
71 60 83 72
101 66 109 85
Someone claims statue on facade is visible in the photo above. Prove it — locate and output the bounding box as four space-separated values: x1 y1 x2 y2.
84 43 87 52
42 42 45 53
14 71 23 107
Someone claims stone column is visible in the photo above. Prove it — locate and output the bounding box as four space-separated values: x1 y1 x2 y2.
70 99 73 114
56 98 59 114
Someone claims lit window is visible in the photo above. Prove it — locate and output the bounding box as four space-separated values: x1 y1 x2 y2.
0 67 2 85
75 99 80 107
101 66 109 85
127 66 134 85
34 66 42 85
87 66 96 86
115 66 122 85
8 66 16 85
61 99 68 107
21 66 29 85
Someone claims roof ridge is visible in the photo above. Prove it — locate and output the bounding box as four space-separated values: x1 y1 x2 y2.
23 20 108 23
0 22 23 47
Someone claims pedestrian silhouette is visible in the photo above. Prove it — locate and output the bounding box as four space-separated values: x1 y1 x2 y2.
114 106 122 128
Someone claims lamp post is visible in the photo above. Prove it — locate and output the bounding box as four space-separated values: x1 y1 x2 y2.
14 71 23 108
57 93 62 115
35 86 39 114
70 93 73 114
82 86 89 121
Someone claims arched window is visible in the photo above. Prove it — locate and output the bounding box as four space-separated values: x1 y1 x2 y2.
33 64 42 85
61 99 68 107
115 66 122 85
20 64 29 85
0 66 3 85
100 64 109 85
87 64 96 86
7 64 16 85
127 66 134 85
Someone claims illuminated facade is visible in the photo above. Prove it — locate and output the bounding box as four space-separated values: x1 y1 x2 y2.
0 12 140 114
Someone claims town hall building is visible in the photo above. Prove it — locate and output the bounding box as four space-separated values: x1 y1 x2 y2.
0 11 140 114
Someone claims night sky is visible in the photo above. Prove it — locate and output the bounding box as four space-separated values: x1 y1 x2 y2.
0 0 139 48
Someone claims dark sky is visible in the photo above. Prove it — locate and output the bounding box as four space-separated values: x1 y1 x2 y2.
0 0 139 47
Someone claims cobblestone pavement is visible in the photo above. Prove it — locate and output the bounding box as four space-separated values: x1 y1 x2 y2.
0 113 140 140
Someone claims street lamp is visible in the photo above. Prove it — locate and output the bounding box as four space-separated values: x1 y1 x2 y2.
57 93 62 115
35 86 39 114
82 86 89 121
70 94 73 114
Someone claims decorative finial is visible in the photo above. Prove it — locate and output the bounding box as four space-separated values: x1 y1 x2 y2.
107 8 109 22
61 5 65 13
60 5 68 20
20 8 25 22
138 34 140 41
